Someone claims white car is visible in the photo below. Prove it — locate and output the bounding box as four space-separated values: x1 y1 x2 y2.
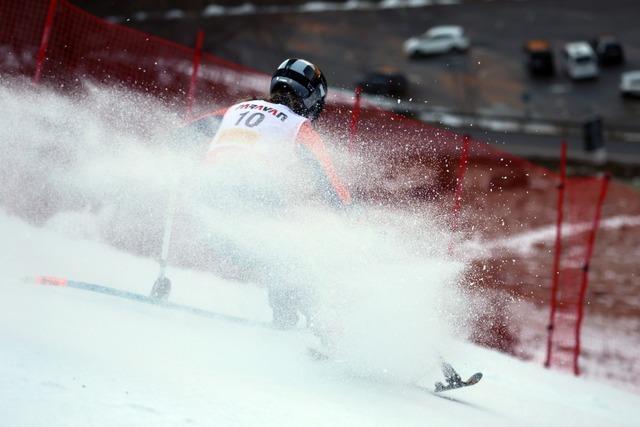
561 42 599 80
620 71 640 98
403 26 470 57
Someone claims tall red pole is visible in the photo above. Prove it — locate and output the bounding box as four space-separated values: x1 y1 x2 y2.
33 0 59 85
446 134 471 256
348 85 362 151
449 134 471 233
186 29 205 119
572 173 610 376
545 141 567 368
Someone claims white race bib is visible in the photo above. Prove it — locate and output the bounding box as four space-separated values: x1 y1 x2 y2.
206 100 307 162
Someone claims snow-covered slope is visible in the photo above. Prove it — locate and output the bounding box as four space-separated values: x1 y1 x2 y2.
1 79 638 426
1 211 638 427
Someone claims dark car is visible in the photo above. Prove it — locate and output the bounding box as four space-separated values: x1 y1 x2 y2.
524 40 555 77
590 36 625 65
356 70 409 98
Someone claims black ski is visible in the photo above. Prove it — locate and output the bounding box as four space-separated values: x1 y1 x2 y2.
434 362 483 392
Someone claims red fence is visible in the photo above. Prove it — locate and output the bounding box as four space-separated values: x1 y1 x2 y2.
0 0 267 110
2 0 639 376
544 144 611 375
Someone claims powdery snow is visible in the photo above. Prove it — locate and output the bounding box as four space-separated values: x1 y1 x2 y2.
0 211 639 427
0 77 638 427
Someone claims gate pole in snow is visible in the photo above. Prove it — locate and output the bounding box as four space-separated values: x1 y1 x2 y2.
449 134 471 234
348 85 362 151
447 134 471 256
186 29 205 119
33 0 59 84
545 141 567 368
572 173 610 376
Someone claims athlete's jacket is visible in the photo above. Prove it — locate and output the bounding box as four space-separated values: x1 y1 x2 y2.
185 100 351 206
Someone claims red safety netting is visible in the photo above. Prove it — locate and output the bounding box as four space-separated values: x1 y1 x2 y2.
2 0 640 378
545 168 610 374
0 0 268 109
341 101 561 236
0 0 50 76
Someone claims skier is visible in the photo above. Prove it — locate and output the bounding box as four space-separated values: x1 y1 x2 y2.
199 58 349 205
152 58 351 330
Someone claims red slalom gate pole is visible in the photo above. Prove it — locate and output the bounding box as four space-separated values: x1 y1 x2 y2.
572 173 610 376
33 0 59 85
447 134 471 256
449 134 471 233
544 141 567 369
348 85 362 151
186 29 205 119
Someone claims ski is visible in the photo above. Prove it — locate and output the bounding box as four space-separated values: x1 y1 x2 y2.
26 275 275 330
308 348 482 394
434 362 483 392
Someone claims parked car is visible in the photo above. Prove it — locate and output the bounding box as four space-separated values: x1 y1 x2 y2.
524 39 555 77
356 69 409 98
561 42 599 80
403 25 470 57
620 71 640 98
590 36 625 66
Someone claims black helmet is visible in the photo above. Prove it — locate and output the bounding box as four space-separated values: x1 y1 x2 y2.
270 58 328 121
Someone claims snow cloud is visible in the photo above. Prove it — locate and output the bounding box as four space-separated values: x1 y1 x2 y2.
0 77 471 384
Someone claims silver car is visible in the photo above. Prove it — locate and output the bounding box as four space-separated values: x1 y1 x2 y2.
620 70 640 98
404 25 470 57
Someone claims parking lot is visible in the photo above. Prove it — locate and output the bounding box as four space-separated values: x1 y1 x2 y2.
121 0 640 149
260 0 640 125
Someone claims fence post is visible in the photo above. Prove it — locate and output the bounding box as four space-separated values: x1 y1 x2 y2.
449 134 471 234
33 0 59 85
572 173 610 375
185 29 205 119
348 85 362 151
544 141 567 368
